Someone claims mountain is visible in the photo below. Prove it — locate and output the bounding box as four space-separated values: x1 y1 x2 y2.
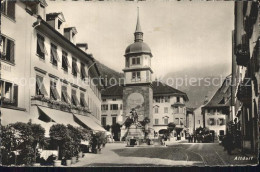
97 61 231 109
95 60 124 87
162 63 231 108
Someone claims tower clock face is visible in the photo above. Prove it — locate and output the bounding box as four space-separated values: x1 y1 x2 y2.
126 93 145 120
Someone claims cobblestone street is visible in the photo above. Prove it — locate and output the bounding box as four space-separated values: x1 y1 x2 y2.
72 143 257 167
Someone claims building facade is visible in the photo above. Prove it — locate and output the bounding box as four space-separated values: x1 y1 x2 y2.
232 1 259 153
101 81 189 140
100 10 189 141
1 0 105 134
202 75 232 140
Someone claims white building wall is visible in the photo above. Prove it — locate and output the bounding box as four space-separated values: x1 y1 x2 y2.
101 98 123 126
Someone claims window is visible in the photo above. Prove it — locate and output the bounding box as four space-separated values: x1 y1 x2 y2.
112 98 117 101
155 97 160 103
72 58 79 76
179 107 183 114
154 119 159 125
155 107 159 113
110 104 118 110
164 96 170 103
101 116 106 126
175 118 179 125
1 0 15 20
58 20 62 29
62 51 70 71
180 118 184 125
218 118 224 126
219 130 224 136
102 99 106 102
80 93 88 107
198 120 200 124
101 104 108 111
112 116 117 125
61 86 70 103
80 62 87 79
50 81 60 100
0 80 18 107
160 97 164 103
132 57 140 65
1 36 15 63
50 43 59 66
36 75 48 96
120 104 122 110
71 89 79 106
208 118 215 125
36 34 47 59
132 71 141 81
177 97 180 103
164 118 168 125
164 107 168 113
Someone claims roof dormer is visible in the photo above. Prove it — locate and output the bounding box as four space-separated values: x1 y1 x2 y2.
64 27 77 44
76 43 88 52
46 12 65 34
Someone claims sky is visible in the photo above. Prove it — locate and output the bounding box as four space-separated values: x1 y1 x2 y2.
46 0 234 78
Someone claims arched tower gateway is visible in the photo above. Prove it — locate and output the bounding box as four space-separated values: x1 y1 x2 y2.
123 9 153 128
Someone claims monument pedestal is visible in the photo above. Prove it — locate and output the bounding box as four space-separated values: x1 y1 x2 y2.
126 123 144 146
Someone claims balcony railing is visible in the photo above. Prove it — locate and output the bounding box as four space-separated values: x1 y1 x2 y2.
237 79 252 105
31 95 90 115
235 43 250 67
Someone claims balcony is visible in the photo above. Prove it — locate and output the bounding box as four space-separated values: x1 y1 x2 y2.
235 43 250 67
31 95 90 115
171 102 185 107
237 79 252 105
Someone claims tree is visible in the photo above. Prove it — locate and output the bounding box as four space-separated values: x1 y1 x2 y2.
104 125 111 131
167 122 176 133
124 118 133 128
29 123 46 163
49 124 70 160
111 123 121 141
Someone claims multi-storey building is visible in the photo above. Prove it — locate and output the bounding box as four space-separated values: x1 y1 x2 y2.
1 0 105 134
101 81 189 140
101 10 189 141
193 106 204 131
202 75 232 140
232 1 259 153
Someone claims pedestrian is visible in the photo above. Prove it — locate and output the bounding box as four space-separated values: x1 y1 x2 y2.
194 135 197 143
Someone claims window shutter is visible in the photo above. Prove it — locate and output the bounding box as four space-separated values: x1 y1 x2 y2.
51 45 59 62
7 1 15 20
9 40 14 63
13 84 18 106
207 119 210 125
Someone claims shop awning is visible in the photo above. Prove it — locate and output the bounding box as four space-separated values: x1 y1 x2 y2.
73 113 106 132
1 108 31 125
37 106 80 127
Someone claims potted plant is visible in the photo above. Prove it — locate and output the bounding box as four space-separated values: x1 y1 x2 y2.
63 142 73 166
49 124 70 166
29 122 46 166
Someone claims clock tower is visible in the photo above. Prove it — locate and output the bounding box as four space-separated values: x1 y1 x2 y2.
122 8 153 128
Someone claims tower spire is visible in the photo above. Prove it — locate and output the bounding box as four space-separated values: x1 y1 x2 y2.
135 7 142 33
134 7 143 42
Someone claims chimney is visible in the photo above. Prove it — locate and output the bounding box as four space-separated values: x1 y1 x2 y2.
46 12 65 34
204 95 209 105
64 27 77 44
76 43 88 52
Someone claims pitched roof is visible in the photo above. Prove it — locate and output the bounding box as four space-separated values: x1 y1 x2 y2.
203 75 232 108
101 81 189 101
101 85 123 98
152 81 188 101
